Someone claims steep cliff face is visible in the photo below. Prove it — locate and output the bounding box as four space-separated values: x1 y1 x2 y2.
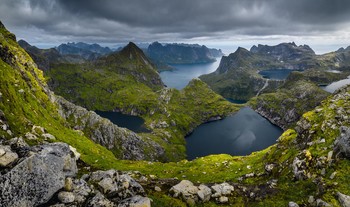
55 96 165 160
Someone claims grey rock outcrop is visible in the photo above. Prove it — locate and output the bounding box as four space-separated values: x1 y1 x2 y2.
334 126 350 158
0 143 77 207
337 192 350 207
54 96 164 161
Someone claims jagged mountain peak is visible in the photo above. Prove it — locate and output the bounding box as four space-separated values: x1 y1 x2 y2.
250 42 315 55
121 41 144 57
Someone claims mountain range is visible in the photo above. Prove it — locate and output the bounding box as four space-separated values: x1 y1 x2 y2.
146 41 223 70
200 42 350 101
2 21 350 206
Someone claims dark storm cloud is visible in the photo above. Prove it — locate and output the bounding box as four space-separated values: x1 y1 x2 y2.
0 0 350 44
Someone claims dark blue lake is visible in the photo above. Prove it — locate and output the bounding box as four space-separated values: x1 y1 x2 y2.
159 57 221 90
186 107 283 160
95 111 150 133
258 69 293 80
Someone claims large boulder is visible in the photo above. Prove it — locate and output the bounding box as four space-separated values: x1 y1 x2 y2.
0 143 77 207
170 180 199 205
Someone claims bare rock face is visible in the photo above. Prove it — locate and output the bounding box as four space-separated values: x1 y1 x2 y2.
0 143 77 207
334 126 350 158
54 96 164 161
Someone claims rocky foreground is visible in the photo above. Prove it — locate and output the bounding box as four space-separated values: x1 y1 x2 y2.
0 134 150 206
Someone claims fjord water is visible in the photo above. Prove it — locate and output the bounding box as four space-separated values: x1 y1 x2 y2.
159 57 221 90
321 76 350 93
258 69 293 80
95 111 150 133
186 107 283 160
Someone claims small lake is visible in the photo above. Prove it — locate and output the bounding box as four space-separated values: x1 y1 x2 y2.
258 69 293 80
95 111 150 133
186 107 283 160
159 57 221 90
321 76 350 93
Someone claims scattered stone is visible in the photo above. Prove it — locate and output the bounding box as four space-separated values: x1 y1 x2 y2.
98 177 118 195
265 163 275 173
288 201 299 207
337 192 350 207
319 139 326 143
18 89 24 93
316 199 331 206
1 124 7 131
308 196 315 204
87 192 115 207
69 145 81 160
64 177 73 192
197 184 212 202
32 125 45 134
119 195 151 207
211 182 234 197
25 132 38 140
42 133 56 140
330 171 337 179
218 196 229 204
292 157 307 180
321 168 326 176
245 172 255 178
327 151 333 162
72 179 91 204
57 191 75 204
154 186 161 192
8 137 29 148
0 145 18 167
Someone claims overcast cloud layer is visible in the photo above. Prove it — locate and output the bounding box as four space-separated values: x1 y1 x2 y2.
1 0 350 53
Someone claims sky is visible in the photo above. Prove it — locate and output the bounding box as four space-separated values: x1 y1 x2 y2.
1 0 350 54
